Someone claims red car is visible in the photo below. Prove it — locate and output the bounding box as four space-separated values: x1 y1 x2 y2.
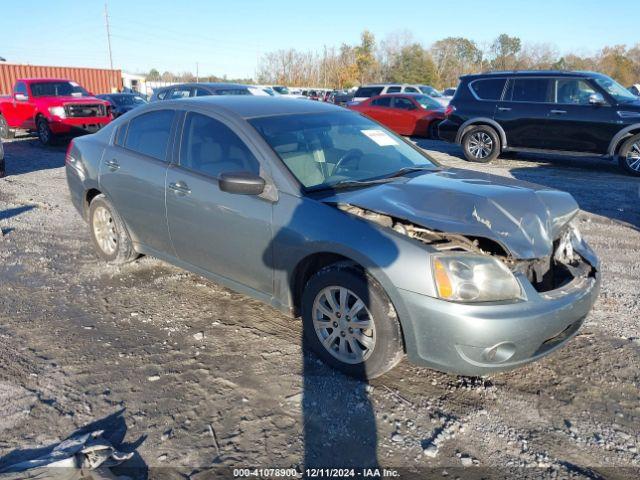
0 78 111 145
348 93 445 138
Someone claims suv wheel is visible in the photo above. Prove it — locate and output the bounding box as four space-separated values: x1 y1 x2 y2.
0 114 14 139
89 194 138 264
462 126 500 163
618 134 640 176
301 263 404 379
36 117 55 145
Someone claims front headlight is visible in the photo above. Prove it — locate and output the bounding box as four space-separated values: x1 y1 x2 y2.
48 106 66 118
432 253 522 302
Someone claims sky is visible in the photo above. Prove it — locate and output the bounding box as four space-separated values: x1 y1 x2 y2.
0 0 638 79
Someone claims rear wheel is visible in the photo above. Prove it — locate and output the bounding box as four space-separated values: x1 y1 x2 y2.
0 114 14 139
36 117 55 145
301 263 404 379
89 194 138 264
462 125 500 163
618 134 640 176
428 120 440 139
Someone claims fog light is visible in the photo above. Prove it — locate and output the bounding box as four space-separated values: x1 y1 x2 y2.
482 342 516 363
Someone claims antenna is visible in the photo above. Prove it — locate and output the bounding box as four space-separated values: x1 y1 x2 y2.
104 1 114 70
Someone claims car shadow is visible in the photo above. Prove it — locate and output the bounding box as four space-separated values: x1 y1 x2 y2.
262 194 401 470
0 409 148 479
0 205 36 221
0 135 69 177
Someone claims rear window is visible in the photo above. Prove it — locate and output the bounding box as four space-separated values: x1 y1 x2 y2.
507 78 553 103
469 79 507 100
354 86 384 98
124 110 175 161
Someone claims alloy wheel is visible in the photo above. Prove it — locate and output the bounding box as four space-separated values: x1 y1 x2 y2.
312 286 376 364
92 206 118 255
0 116 8 138
38 121 50 144
625 141 640 172
468 132 493 159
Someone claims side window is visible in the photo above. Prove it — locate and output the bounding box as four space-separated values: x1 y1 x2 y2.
168 87 192 99
14 82 28 96
508 78 553 103
393 97 415 110
403 86 419 93
386 86 401 94
371 97 392 107
124 110 175 160
470 79 507 100
555 79 597 105
195 88 211 97
115 122 128 146
180 112 259 178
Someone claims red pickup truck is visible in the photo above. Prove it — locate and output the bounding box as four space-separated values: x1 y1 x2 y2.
0 78 112 145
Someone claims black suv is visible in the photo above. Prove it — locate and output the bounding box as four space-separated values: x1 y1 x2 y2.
438 71 640 176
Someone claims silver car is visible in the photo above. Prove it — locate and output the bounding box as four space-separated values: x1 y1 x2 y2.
65 97 600 378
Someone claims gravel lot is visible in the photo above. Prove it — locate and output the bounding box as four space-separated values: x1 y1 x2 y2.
0 134 639 479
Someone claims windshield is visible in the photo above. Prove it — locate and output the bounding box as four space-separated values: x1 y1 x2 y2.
414 95 443 110
249 111 437 190
419 86 443 97
594 76 637 103
111 95 147 106
273 86 290 95
30 81 90 97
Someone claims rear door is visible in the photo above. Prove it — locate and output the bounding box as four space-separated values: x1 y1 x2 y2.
544 77 619 153
99 109 176 254
494 77 554 149
165 111 273 295
363 96 396 128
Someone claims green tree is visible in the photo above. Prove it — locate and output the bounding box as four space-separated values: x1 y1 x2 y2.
490 34 521 70
147 68 160 81
354 30 378 84
430 37 482 87
387 43 437 85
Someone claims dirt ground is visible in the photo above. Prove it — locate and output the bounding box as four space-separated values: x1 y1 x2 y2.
0 134 639 479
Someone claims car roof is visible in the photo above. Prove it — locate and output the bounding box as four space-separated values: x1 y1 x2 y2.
461 70 602 80
159 95 342 119
156 82 249 91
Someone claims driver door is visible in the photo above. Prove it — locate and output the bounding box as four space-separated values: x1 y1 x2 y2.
165 111 274 295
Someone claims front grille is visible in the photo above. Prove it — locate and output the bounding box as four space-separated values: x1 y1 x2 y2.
64 104 106 118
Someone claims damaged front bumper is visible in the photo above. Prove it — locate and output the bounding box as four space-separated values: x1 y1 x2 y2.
396 253 600 376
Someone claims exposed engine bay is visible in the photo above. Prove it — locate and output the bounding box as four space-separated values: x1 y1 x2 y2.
336 204 596 293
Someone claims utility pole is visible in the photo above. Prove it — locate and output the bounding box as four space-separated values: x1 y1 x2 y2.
196 62 199 83
104 1 114 70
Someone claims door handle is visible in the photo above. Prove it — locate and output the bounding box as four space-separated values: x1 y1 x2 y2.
168 181 191 196
497 107 512 111
550 109 567 115
105 159 120 171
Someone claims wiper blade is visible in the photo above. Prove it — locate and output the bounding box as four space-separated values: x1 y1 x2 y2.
310 177 398 192
385 166 438 179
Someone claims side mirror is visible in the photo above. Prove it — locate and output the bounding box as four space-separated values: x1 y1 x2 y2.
14 93 28 101
589 93 606 105
218 171 265 195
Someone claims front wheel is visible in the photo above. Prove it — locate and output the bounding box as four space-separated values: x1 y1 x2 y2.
89 194 138 264
301 263 405 379
36 117 55 145
618 134 640 176
462 125 500 163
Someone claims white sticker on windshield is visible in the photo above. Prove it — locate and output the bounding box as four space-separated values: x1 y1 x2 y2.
70 82 79 87
361 129 398 146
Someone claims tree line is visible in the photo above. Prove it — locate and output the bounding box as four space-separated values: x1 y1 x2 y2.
255 31 640 89
144 31 640 90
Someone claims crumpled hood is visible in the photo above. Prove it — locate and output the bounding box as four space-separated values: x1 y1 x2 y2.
319 168 579 259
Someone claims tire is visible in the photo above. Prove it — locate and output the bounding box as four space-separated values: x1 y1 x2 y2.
428 120 441 140
0 114 14 139
461 125 500 163
618 133 640 176
301 263 405 379
88 194 138 265
36 116 55 146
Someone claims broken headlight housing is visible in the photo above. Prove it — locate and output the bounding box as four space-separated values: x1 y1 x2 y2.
432 253 522 302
